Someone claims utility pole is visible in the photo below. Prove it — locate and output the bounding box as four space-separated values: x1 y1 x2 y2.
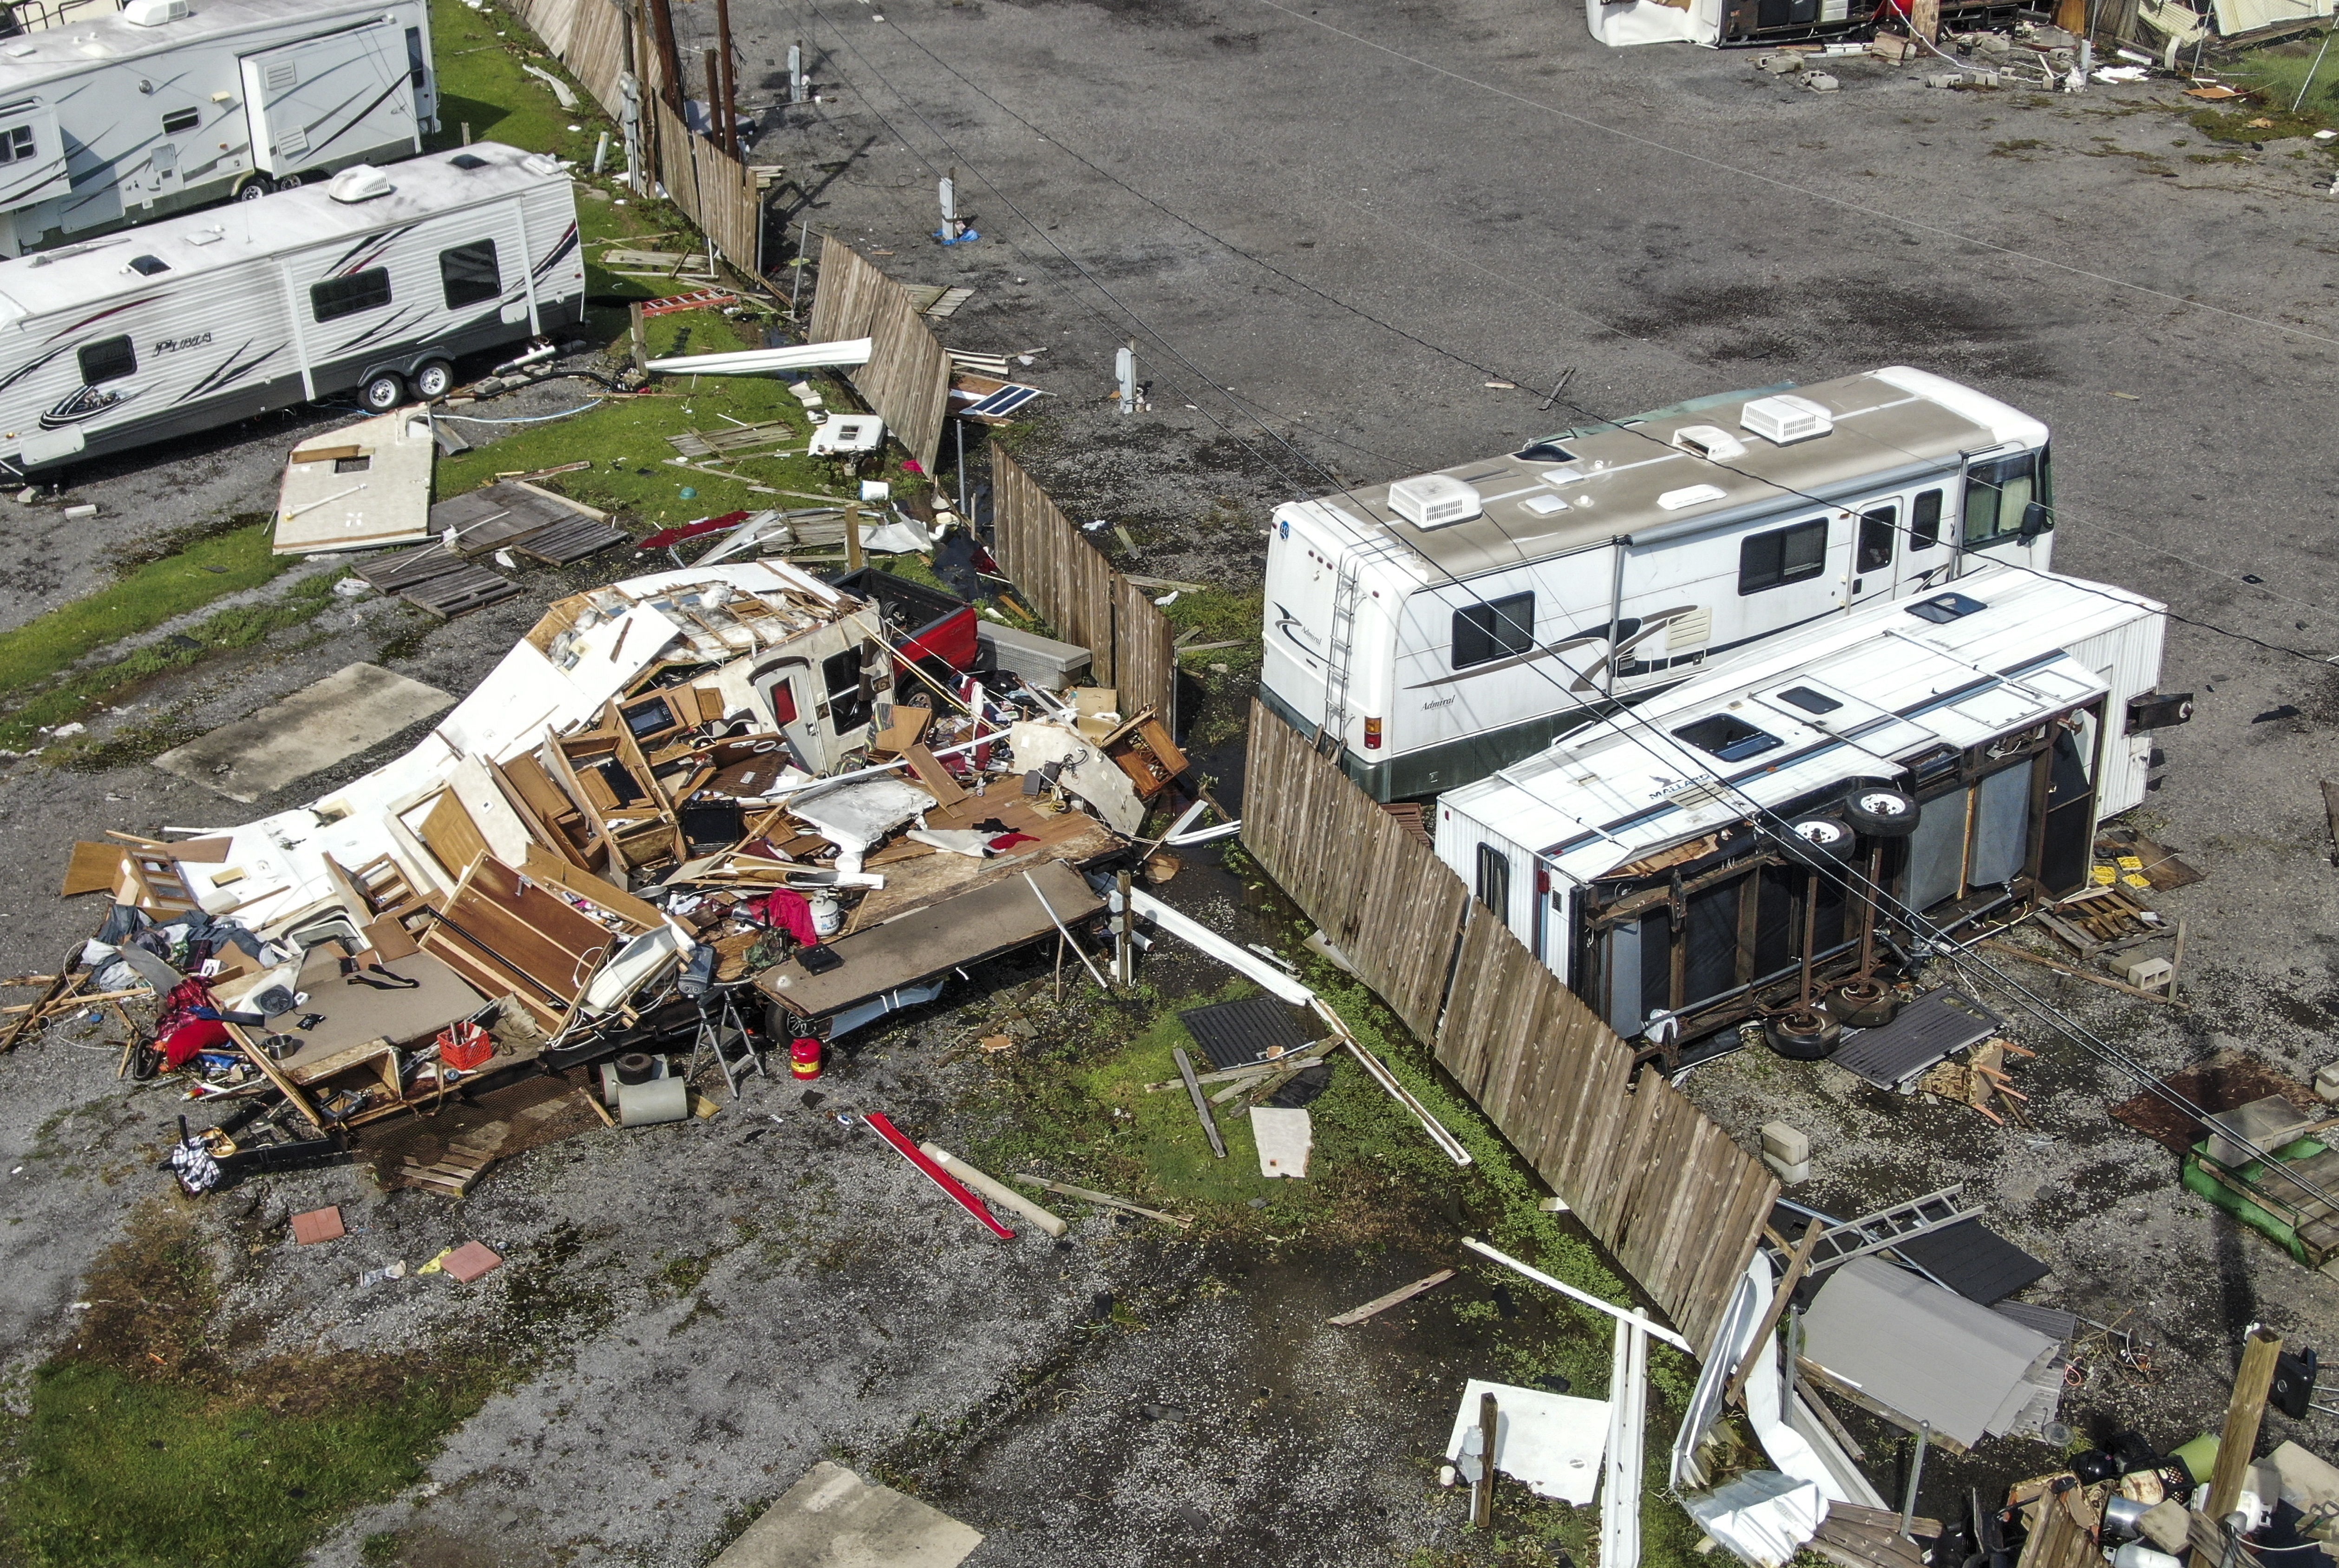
644 0 685 110
714 0 739 153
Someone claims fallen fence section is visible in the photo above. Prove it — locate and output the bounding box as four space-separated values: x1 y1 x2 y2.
1242 699 1774 1354
807 236 951 475
989 447 1176 728
502 0 765 274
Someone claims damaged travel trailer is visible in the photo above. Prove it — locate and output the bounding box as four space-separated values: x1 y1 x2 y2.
0 141 579 474
1430 563 2189 1048
0 0 437 256
1261 367 2059 801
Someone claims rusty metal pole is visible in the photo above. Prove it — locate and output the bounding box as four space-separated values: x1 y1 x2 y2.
714 0 740 155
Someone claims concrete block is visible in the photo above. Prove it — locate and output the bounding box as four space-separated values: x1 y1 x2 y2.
977 621 1092 693
1804 72 1840 91
715 1460 981 1567
289 1206 345 1245
1761 1121 1810 1165
1765 1155 1812 1186
1757 51 1804 72
1925 72 1962 87
2207 1094 2317 1168
2115 955 2173 989
2313 1063 2339 1103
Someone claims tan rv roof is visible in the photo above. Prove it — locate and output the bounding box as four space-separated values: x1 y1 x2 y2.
1298 369 2011 581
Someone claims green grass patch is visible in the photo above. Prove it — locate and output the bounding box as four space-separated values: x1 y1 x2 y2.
2212 34 2339 131
436 311 858 524
5 569 346 755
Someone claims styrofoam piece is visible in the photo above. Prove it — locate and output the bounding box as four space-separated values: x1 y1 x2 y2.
1682 1470 1827 1568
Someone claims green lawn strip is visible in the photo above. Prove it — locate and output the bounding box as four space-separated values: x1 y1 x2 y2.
437 312 863 524
2213 37 2339 133
4 1359 491 1568
4 571 345 754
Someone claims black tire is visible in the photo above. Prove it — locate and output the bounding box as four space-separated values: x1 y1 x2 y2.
1843 786 1921 837
1830 979 1898 1028
360 371 405 413
1778 815 1855 866
615 1052 656 1085
129 1041 162 1080
1764 1011 1842 1061
412 359 454 401
233 174 269 202
271 170 309 194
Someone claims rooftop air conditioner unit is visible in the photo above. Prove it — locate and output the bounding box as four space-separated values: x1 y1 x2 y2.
122 0 189 26
1672 424 1746 461
1387 473 1482 529
1740 394 1834 445
328 165 395 203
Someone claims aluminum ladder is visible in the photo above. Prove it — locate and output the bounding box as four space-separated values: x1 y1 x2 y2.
1791 1186 1975 1277
686 990 764 1098
1317 558 1363 759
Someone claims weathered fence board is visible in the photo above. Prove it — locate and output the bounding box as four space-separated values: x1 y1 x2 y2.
1241 698 1772 1353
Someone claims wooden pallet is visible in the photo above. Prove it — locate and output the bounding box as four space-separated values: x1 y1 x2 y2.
510 516 628 565
400 1142 494 1196
404 563 519 619
669 419 798 459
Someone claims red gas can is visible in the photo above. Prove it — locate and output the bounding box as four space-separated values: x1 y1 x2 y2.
790 1036 823 1080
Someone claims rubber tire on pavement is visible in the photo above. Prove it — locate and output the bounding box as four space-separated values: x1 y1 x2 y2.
1764 1012 1842 1061
413 359 454 400
1778 815 1855 867
360 371 405 413
1842 786 1921 837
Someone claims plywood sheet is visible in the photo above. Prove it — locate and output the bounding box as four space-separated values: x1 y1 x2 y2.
60 841 125 897
1800 1255 2057 1448
273 407 438 555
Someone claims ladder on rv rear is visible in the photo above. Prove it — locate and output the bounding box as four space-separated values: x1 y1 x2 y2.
1317 560 1362 759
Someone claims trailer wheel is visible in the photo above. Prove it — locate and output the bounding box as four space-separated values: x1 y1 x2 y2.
271 171 310 194
1777 815 1854 866
1763 1011 1841 1061
1842 786 1920 838
233 174 269 202
412 359 454 400
360 371 406 412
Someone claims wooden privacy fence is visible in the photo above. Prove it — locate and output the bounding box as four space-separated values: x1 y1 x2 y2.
1242 699 1774 1354
990 448 1177 728
499 0 764 273
807 236 950 475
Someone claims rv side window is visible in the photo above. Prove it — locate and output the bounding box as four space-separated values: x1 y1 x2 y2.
1910 489 1944 550
440 240 501 308
1964 452 2050 547
310 268 393 322
1451 591 1534 669
1737 518 1828 595
0 124 33 163
161 107 199 135
406 25 427 87
1856 506 1895 574
78 336 135 385
1474 844 1510 928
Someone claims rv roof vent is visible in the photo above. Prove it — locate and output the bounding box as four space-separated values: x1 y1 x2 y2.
1512 438 1577 464
1740 393 1834 445
1387 473 1482 529
1671 424 1745 461
327 165 394 203
124 254 168 275
449 152 490 170
121 0 188 26
1657 483 1728 512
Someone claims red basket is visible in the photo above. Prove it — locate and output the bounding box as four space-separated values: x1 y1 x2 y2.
438 1021 494 1072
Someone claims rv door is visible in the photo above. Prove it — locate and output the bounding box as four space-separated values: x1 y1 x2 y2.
240 23 420 178
1843 495 1901 607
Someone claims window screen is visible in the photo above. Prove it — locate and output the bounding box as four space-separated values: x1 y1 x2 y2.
1737 518 1827 594
1910 488 1944 549
162 107 200 134
1451 591 1534 670
1474 844 1510 928
78 336 135 384
439 239 500 309
311 268 392 321
1856 506 1896 574
0 125 33 164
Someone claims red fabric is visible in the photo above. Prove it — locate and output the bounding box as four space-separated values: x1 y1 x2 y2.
159 1017 230 1069
987 832 1038 851
756 889 820 946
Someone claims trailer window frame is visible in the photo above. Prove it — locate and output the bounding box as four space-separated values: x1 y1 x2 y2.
77 335 135 385
439 239 501 309
1909 488 1945 550
1736 516 1828 595
0 124 33 165
310 267 393 322
1474 844 1511 928
1450 589 1535 671
1963 450 2052 548
1855 504 1896 574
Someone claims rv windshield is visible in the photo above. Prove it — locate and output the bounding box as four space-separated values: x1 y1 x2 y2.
1963 449 2053 547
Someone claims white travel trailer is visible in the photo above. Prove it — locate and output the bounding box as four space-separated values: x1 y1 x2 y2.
1262 367 2060 801
0 141 581 474
1430 563 2189 1045
0 0 438 257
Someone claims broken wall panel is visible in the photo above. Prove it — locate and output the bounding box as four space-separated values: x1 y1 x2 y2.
1241 698 1774 1354
420 856 622 1027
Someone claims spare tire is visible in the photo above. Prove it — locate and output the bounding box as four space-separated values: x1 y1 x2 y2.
1843 786 1921 837
615 1052 657 1085
1764 1012 1842 1061
1778 815 1855 866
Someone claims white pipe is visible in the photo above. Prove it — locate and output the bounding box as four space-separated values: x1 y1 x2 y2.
646 338 873 375
1602 1320 1649 1568
1164 818 1242 847
1461 1236 1693 1352
1128 889 1311 1003
921 1143 1068 1237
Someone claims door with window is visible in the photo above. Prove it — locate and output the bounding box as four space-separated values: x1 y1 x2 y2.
1844 496 1901 607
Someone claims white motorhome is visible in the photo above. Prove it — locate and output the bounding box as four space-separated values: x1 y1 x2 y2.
1262 367 2060 801
1431 563 2187 1044
0 140 581 474
0 0 437 258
